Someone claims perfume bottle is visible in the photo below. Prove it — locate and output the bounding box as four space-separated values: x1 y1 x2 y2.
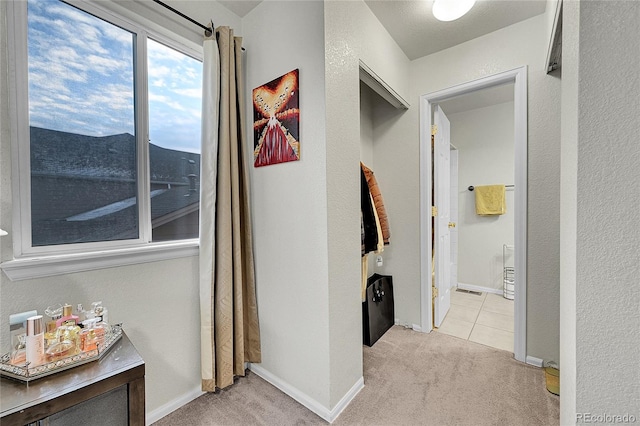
46 335 76 362
57 322 82 353
10 334 27 366
80 318 106 352
55 304 79 327
76 304 87 324
26 315 45 367
9 310 38 361
91 301 109 324
44 304 63 348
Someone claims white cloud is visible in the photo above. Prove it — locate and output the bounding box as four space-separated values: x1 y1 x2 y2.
148 65 172 79
172 88 201 98
149 93 187 112
27 0 200 150
86 54 130 72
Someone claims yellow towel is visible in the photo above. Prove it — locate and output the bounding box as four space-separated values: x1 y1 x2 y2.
475 185 506 215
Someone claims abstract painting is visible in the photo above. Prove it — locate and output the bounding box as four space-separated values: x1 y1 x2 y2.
253 69 300 167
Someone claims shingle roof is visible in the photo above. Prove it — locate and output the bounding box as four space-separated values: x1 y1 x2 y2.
29 127 200 246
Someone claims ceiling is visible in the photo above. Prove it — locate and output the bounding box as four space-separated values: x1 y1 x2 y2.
439 82 514 115
220 1 547 61
364 0 547 60
218 0 262 17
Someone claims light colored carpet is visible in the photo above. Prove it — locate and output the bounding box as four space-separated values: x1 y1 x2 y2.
153 326 559 425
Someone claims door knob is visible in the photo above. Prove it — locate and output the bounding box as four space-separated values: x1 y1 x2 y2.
448 222 456 228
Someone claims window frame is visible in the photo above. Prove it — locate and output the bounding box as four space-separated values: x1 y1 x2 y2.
1 0 203 280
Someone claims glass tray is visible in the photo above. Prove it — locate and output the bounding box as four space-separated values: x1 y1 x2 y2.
0 324 123 383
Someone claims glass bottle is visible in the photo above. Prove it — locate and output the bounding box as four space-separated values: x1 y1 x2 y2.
55 304 79 327
10 334 27 366
46 335 76 362
57 321 81 353
80 318 106 352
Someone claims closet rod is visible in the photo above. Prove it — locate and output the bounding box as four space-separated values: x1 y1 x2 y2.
151 0 213 33
468 185 514 191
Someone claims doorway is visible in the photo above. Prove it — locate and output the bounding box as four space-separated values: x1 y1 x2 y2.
419 67 528 362
435 85 516 353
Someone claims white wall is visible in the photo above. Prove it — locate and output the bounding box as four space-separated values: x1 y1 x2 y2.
448 101 514 291
243 0 358 413
372 13 561 362
561 1 640 422
324 0 410 408
0 0 242 419
360 83 375 167
325 1 411 339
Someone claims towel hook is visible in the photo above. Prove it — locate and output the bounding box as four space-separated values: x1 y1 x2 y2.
468 186 474 191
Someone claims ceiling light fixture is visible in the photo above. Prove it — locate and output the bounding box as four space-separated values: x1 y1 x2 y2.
432 0 476 22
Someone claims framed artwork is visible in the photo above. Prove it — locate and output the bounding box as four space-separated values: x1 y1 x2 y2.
253 69 300 167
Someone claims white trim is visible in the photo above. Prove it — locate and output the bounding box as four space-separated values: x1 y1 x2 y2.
359 60 410 109
248 364 364 423
513 67 528 364
146 385 205 425
329 375 365 423
545 0 563 73
419 95 433 333
525 356 544 368
394 320 423 332
456 283 502 296
0 241 199 281
6 0 29 259
419 67 528 363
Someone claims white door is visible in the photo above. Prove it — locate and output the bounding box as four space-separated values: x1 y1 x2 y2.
434 105 451 327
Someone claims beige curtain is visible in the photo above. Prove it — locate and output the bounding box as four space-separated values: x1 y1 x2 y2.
199 26 261 393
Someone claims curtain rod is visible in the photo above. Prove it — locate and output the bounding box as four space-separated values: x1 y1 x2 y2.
151 0 213 33
468 185 514 191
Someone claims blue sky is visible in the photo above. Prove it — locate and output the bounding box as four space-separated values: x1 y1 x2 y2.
27 0 202 154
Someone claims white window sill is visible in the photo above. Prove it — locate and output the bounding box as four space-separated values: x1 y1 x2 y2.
0 241 199 281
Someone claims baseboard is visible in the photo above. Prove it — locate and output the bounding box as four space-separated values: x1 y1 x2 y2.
146 385 205 425
525 355 544 367
394 319 422 332
329 375 365 422
249 364 364 423
457 282 502 295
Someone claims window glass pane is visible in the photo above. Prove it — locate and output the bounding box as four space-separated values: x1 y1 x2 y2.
28 0 137 246
147 39 202 242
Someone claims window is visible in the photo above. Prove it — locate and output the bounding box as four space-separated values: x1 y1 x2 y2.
147 39 202 242
3 0 203 278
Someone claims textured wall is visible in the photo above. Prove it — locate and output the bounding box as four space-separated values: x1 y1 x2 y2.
243 1 334 408
0 0 241 417
324 0 410 406
449 101 515 291
373 14 562 362
572 0 640 420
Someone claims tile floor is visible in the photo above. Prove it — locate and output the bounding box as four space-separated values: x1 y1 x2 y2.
436 289 514 352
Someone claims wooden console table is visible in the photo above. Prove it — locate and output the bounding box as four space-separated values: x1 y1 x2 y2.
0 331 145 426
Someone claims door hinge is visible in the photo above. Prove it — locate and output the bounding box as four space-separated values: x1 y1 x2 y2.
432 206 438 217
431 124 438 135
432 287 438 299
